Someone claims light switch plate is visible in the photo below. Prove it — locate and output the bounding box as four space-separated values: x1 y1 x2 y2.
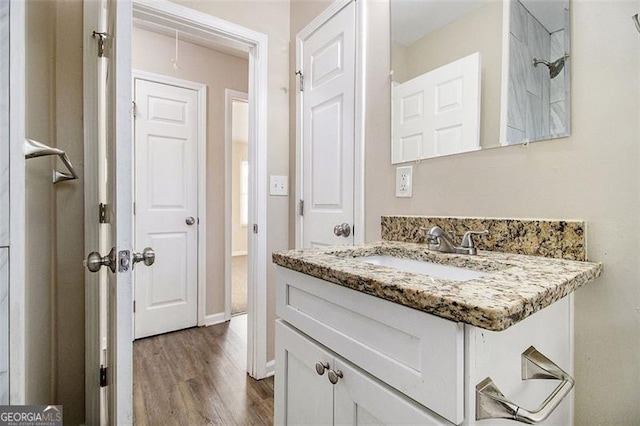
396 166 413 197
270 175 288 196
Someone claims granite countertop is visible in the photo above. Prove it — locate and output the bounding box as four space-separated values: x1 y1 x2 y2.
272 241 602 331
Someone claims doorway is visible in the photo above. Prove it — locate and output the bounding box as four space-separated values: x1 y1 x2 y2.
83 1 271 421
225 90 249 318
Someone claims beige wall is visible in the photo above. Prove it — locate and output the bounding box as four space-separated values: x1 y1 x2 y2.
392 1 503 149
25 0 54 406
172 0 291 361
364 0 640 423
25 1 86 424
132 26 249 316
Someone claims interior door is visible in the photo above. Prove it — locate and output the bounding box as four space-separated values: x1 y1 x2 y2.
84 0 137 424
299 1 356 248
392 52 481 162
133 77 199 339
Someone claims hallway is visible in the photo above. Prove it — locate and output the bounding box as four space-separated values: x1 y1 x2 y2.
133 315 274 425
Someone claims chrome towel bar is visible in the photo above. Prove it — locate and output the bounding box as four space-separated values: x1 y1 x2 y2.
24 138 79 184
476 346 574 424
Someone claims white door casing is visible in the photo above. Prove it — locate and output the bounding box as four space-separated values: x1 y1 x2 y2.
133 76 203 339
297 0 357 249
392 52 481 163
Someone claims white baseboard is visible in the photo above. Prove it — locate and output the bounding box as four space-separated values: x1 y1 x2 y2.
232 250 248 257
203 312 227 326
264 359 275 378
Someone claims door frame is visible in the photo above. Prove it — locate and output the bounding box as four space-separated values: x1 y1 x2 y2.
127 0 270 379
84 0 270 421
294 0 366 249
8 0 27 404
224 89 249 321
131 70 208 331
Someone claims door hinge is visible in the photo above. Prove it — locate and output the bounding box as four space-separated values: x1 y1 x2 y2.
99 365 107 387
133 301 136 313
299 199 304 216
99 203 109 224
295 70 304 92
132 101 137 118
92 31 108 58
253 224 258 234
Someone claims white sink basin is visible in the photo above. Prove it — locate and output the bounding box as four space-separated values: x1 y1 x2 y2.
356 255 487 282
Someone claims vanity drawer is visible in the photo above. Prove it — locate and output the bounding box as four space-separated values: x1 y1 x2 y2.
276 267 464 425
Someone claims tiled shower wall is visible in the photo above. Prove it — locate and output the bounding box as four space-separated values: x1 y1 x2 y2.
507 0 568 144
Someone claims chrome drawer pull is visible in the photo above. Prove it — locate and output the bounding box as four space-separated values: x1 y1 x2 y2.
476 346 574 424
315 361 329 376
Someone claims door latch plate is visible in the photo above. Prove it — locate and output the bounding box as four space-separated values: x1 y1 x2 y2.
119 250 130 272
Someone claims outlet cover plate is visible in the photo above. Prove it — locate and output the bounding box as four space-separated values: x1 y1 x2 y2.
396 166 413 197
270 175 288 196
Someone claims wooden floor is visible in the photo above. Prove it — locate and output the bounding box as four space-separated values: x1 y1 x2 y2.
133 315 274 425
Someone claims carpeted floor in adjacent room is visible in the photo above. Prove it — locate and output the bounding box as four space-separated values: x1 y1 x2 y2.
232 255 247 315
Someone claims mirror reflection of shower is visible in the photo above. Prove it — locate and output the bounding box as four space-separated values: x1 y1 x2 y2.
533 54 569 79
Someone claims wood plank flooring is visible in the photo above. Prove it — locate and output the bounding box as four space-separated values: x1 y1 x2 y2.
133 315 274 425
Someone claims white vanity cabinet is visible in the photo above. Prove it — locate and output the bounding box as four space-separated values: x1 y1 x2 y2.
276 321 447 425
275 267 574 426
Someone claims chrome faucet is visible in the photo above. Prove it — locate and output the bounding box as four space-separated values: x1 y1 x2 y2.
421 226 488 255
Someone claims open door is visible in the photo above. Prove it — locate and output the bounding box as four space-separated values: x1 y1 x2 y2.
84 0 151 424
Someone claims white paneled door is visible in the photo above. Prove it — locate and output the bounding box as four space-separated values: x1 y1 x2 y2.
299 1 356 248
392 52 481 162
133 77 199 339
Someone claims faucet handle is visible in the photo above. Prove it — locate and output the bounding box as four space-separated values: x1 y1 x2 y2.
461 230 489 249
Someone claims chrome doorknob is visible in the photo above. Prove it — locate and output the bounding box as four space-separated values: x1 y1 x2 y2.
185 216 196 226
132 247 155 268
333 223 351 237
85 247 116 273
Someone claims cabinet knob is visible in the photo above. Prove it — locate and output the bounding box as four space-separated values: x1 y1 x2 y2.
315 361 329 376
328 369 343 384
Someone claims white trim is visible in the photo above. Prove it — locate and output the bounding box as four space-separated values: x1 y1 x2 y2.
353 0 367 246
83 0 100 420
295 0 365 248
499 0 510 146
131 70 208 328
224 89 248 323
204 312 227 327
9 0 26 404
232 250 248 257
131 0 270 380
264 359 275 378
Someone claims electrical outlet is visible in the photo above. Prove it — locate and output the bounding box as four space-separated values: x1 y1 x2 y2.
396 166 413 197
270 175 288 196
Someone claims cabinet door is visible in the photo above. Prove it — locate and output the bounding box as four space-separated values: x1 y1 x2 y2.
333 358 452 425
0 248 7 403
276 321 334 425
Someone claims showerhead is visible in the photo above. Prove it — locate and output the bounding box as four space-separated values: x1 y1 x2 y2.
533 55 570 79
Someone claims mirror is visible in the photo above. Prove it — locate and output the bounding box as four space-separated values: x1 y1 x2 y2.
390 0 571 163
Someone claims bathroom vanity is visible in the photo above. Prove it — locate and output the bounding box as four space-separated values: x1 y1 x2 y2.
273 234 601 425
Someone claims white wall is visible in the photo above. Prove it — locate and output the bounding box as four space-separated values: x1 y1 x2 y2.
363 1 640 423
132 26 249 316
